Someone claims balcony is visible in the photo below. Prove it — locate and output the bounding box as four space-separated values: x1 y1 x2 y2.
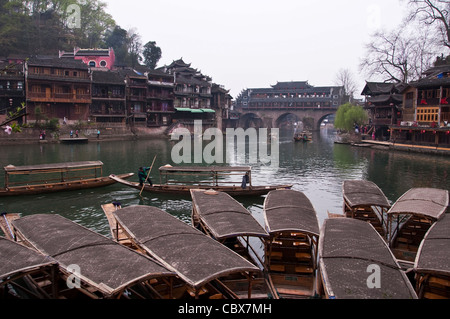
27 92 91 103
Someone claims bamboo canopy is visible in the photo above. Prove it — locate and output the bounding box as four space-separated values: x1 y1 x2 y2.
190 189 268 240
264 189 320 236
4 161 104 174
319 218 418 299
415 214 450 277
343 180 391 209
0 236 57 283
387 188 449 220
12 214 175 298
113 205 260 289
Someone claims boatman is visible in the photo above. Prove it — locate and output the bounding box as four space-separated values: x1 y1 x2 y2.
241 172 250 189
138 167 153 187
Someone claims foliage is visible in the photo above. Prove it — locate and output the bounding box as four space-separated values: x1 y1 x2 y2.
143 41 162 70
335 103 369 132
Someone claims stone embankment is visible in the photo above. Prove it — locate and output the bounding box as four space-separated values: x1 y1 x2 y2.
0 123 168 145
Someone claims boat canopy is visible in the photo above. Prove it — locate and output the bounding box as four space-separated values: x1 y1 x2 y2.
264 189 320 236
190 189 269 240
159 166 251 173
113 205 260 289
415 213 450 276
319 218 417 299
343 180 391 208
4 161 104 174
0 236 57 282
387 188 449 220
12 214 175 298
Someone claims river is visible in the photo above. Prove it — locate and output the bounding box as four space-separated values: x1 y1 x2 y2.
1 127 450 239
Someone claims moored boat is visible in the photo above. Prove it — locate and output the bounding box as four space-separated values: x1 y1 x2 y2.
414 213 450 299
0 161 133 197
190 189 271 298
12 214 176 299
317 218 418 299
343 180 391 237
263 189 320 299
387 188 449 266
110 165 292 197
107 205 263 299
0 236 58 299
294 131 312 142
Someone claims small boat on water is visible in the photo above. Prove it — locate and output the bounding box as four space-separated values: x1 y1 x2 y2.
317 218 418 299
0 236 58 299
106 204 263 299
414 213 450 299
190 189 272 298
12 214 176 299
342 180 391 237
387 188 449 266
263 189 320 299
294 131 312 142
110 165 292 197
0 161 133 197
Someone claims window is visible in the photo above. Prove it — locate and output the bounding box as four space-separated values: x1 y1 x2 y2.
89 61 96 67
417 107 439 122
100 60 107 67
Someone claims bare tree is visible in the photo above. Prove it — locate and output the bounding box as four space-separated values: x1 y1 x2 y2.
334 68 357 100
360 25 438 83
406 0 450 49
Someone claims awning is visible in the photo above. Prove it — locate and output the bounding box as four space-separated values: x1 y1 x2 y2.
200 109 216 113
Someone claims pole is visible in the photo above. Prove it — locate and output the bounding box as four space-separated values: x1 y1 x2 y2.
140 155 157 197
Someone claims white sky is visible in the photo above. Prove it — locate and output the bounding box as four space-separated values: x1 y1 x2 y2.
104 0 407 98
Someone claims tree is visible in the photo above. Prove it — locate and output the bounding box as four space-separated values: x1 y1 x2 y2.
143 41 162 70
360 25 439 83
334 68 357 101
126 28 142 68
105 26 129 65
406 0 450 50
335 103 369 132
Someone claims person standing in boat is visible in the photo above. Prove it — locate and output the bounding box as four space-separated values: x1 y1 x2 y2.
241 172 250 189
138 167 153 187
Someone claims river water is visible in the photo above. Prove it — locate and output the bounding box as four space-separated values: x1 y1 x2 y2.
1 127 450 239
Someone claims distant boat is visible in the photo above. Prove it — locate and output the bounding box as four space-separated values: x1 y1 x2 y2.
294 131 312 142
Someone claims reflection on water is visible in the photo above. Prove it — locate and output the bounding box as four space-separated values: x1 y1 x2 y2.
1 128 450 238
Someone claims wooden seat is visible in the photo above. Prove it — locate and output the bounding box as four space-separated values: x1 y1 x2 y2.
295 265 314 274
270 264 285 272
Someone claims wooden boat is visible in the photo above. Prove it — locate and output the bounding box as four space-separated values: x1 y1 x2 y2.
387 188 449 265
0 161 134 197
317 218 418 299
110 165 292 197
294 131 312 142
263 189 320 299
190 189 271 298
108 205 263 299
343 180 391 237
0 236 58 299
12 214 176 299
414 213 450 299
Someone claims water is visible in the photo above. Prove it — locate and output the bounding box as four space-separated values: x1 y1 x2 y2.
1 128 450 239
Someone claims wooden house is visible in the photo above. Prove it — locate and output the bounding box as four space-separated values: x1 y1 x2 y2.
91 70 127 123
25 57 91 123
390 65 450 148
0 62 26 119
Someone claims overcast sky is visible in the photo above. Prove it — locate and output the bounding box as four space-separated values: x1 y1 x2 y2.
104 0 407 98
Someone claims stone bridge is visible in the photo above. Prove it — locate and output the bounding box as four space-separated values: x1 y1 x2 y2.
236 108 337 131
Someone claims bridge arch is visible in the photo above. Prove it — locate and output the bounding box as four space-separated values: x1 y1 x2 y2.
239 113 264 129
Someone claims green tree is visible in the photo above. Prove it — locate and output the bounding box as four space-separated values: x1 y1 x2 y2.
335 103 368 132
143 41 162 70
